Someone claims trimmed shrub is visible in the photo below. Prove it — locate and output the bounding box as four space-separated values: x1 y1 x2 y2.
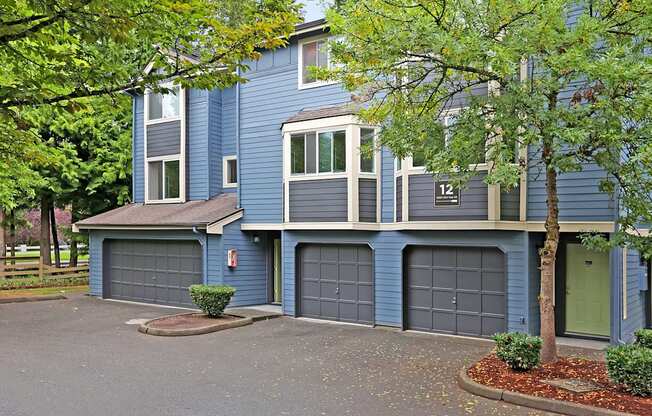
634 328 652 349
189 284 236 317
492 332 542 371
606 344 652 396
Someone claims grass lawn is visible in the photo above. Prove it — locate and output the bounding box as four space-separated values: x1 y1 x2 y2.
0 285 88 298
9 250 89 262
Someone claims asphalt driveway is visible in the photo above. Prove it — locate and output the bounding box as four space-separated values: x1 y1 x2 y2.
0 295 591 416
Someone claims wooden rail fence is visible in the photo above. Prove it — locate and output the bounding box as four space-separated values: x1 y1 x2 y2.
0 255 89 280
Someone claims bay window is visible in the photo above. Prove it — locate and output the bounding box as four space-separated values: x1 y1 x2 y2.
360 128 375 173
291 130 346 175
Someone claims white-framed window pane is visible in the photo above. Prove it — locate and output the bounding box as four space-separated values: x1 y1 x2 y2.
305 132 317 174
302 42 317 84
333 130 346 172
148 161 163 200
316 40 328 68
360 128 375 173
291 134 305 174
148 86 180 120
396 158 402 171
164 160 180 199
318 132 332 173
226 159 238 184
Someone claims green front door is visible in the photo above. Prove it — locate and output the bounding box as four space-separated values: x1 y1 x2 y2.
565 243 610 337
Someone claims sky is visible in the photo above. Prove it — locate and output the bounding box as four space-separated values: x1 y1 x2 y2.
300 0 332 22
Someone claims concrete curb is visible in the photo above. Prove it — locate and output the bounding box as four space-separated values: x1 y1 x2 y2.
138 313 253 336
458 367 636 416
0 294 66 304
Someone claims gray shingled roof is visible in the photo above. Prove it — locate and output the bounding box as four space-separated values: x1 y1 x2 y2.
75 194 239 229
283 104 358 125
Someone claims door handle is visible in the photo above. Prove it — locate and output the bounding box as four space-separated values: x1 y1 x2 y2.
452 296 456 305
335 287 339 294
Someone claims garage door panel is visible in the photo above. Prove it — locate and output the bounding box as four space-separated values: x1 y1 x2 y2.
409 268 432 287
457 270 481 291
408 309 431 331
457 248 482 268
457 292 481 313
457 314 481 336
433 311 456 333
406 246 506 337
105 240 202 308
358 265 372 283
482 294 505 315
433 247 456 267
482 316 505 336
357 284 373 303
408 246 433 266
483 271 505 292
433 290 455 311
299 244 374 325
433 269 455 288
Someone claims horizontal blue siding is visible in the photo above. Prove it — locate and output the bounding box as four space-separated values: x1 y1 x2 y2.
188 89 210 200
239 40 351 223
282 229 530 331
527 147 615 221
221 220 268 306
381 147 395 223
133 96 144 203
208 90 223 198
206 234 223 285
622 249 647 342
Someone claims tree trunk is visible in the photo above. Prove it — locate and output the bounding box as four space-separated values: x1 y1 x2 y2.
9 210 15 265
50 205 60 268
69 206 78 267
40 195 51 266
0 209 5 270
539 138 560 363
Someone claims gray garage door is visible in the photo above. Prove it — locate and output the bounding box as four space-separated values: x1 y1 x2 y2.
405 246 505 337
104 239 203 308
298 244 373 324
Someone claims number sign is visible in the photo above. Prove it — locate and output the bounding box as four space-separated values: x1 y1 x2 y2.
434 181 460 206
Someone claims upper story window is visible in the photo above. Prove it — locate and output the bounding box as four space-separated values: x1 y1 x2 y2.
299 36 337 89
360 128 376 173
291 130 346 175
223 156 238 187
144 84 185 203
147 85 181 121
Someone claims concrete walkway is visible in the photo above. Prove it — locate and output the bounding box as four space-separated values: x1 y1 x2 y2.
0 295 601 416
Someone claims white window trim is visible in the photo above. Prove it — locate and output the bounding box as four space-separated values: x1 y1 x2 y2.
297 34 339 90
144 82 182 125
144 85 186 204
223 155 238 188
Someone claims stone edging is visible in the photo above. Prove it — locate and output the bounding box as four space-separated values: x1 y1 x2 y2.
0 294 66 304
457 367 637 416
138 312 253 336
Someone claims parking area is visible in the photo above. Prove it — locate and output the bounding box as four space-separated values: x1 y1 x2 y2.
0 295 587 415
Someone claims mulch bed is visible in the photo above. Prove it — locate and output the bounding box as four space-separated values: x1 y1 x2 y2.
468 354 652 415
145 313 239 330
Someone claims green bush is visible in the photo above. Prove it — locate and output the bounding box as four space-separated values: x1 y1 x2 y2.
189 284 236 317
492 332 542 371
606 344 652 396
634 328 652 349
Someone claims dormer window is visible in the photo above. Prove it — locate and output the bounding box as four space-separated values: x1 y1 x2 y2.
298 36 337 89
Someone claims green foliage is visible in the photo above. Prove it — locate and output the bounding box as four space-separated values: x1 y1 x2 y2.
326 0 652 254
0 276 89 290
634 328 652 349
493 332 542 371
189 284 236 317
606 344 652 396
